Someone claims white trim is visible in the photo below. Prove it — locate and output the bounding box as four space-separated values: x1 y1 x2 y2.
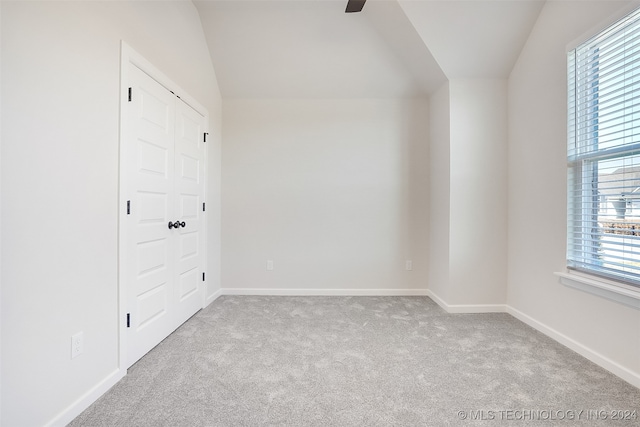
555 271 640 310
44 368 125 427
118 40 210 370
220 288 429 297
428 287 639 387
427 289 507 313
205 288 223 306
117 39 130 387
41 288 640 425
121 43 206 117
566 1 640 52
507 305 640 389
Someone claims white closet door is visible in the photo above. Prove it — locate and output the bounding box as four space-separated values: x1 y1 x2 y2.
124 64 205 367
125 64 176 366
172 99 206 329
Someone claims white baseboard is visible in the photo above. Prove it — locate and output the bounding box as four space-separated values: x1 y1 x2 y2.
45 288 638 427
45 367 125 427
205 288 223 306
47 288 223 427
220 288 429 297
427 290 639 388
507 305 640 389
426 289 507 313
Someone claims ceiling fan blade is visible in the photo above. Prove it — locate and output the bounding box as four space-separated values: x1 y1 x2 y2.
345 0 366 13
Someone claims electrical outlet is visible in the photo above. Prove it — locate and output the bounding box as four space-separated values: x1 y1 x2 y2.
266 260 274 271
71 332 83 359
405 260 413 271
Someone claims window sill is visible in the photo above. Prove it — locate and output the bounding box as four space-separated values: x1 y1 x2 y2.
554 271 640 309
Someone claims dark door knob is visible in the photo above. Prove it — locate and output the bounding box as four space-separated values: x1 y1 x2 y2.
168 220 186 230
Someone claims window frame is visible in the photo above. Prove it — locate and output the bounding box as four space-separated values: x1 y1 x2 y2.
563 6 640 305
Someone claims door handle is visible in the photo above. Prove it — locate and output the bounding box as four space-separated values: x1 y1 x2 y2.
168 220 186 230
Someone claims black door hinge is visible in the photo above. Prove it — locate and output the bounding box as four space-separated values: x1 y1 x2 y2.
127 200 131 215
204 132 209 142
128 87 132 102
202 272 206 281
202 202 206 212
127 313 131 328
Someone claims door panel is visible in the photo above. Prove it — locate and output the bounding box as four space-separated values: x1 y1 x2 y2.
179 232 198 260
136 239 167 276
137 285 168 330
137 192 168 224
180 155 199 182
178 267 199 301
179 194 200 219
126 64 175 367
138 141 169 177
173 100 205 328
125 64 206 367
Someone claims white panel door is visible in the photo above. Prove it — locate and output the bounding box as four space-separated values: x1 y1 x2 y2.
125 64 205 367
172 99 206 329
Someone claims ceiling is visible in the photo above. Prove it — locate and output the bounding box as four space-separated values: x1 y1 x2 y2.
194 0 546 99
398 0 546 78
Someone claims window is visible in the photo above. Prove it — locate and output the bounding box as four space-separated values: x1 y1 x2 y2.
568 8 640 287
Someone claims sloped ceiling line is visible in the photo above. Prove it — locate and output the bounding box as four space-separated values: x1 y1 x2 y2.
194 0 545 98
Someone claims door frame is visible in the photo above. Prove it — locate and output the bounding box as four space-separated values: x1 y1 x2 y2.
118 41 209 370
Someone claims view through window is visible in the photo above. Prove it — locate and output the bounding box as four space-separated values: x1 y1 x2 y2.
568 7 640 287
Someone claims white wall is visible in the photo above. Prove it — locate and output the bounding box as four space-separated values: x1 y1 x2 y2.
428 79 508 308
0 1 222 425
448 79 508 306
222 99 429 293
508 0 640 386
428 82 450 301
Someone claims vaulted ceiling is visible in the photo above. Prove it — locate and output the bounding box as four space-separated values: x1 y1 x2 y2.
194 0 546 98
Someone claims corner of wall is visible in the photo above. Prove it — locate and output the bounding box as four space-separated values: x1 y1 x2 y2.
220 98 431 293
190 0 223 307
429 79 509 307
428 82 451 302
2 2 225 425
506 0 640 389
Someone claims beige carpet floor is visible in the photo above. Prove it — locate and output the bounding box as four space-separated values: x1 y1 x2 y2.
69 296 640 426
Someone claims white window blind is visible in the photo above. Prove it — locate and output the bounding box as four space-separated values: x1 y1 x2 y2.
568 8 640 287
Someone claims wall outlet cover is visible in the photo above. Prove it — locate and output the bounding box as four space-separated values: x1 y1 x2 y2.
71 332 83 359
